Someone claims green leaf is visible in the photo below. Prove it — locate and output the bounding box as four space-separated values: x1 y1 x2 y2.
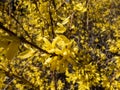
6 40 20 60
0 41 10 48
0 36 19 42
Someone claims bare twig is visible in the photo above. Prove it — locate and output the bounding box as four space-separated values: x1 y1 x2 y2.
3 78 14 90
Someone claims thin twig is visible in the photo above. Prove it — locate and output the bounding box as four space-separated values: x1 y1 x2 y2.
48 2 55 38
52 71 57 90
3 78 14 90
9 14 33 42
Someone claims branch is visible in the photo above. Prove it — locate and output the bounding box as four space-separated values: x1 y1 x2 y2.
49 2 55 39
51 0 56 9
85 0 90 31
3 78 14 90
1 69 37 89
0 22 57 56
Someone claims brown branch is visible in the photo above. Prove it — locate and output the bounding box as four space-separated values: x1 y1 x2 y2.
48 3 55 39
82 0 90 31
1 68 37 89
0 22 57 56
0 22 17 36
51 0 56 9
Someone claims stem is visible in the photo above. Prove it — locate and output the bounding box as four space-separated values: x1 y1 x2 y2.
53 71 57 90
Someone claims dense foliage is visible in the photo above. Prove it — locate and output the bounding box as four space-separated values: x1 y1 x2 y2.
0 0 120 90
